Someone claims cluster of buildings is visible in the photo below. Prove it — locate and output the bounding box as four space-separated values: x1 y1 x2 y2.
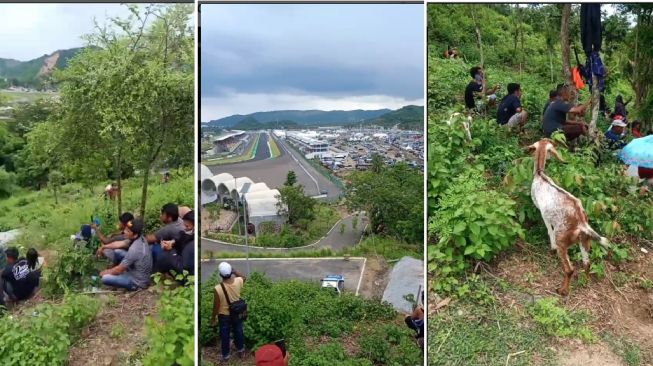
201 130 248 158
274 127 423 172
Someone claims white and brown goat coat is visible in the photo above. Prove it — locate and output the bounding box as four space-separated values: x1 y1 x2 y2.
527 139 609 296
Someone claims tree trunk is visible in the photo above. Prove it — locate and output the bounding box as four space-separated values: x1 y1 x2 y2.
560 4 574 91
589 74 600 139
114 152 123 218
633 10 642 106
139 167 150 219
549 48 554 83
53 187 58 205
471 7 484 69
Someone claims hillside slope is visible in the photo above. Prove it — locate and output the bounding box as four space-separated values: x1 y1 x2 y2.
0 48 83 88
205 108 391 127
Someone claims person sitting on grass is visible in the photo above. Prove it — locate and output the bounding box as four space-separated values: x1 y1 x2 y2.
100 218 152 291
404 297 424 348
2 247 40 304
146 203 185 264
605 116 627 149
496 83 528 130
211 262 246 362
155 210 195 278
543 89 558 116
542 84 589 141
26 248 46 274
93 212 134 265
464 66 500 113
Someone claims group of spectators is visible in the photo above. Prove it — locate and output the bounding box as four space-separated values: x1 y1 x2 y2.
0 247 45 309
463 65 653 184
95 203 195 291
465 66 648 143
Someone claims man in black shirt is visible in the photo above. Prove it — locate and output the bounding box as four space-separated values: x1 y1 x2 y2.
542 84 589 141
1 247 40 303
496 83 528 129
543 90 558 116
464 66 500 112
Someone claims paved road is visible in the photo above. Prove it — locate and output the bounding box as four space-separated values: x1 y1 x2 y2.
201 258 366 293
201 213 367 254
207 133 341 198
253 132 270 161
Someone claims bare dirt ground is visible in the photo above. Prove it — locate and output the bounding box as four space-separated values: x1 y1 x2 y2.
358 256 390 299
486 237 653 365
68 287 160 366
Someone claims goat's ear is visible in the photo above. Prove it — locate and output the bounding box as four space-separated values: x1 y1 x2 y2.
549 145 566 163
524 143 537 154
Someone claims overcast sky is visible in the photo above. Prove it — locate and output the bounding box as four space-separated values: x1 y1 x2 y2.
200 4 424 121
0 4 142 61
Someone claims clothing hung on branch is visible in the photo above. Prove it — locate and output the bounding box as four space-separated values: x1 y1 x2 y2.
582 51 606 92
580 4 602 57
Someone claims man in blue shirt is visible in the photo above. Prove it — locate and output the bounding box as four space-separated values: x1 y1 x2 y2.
497 83 528 129
605 117 627 149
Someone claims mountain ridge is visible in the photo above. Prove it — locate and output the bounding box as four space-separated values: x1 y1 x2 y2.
0 47 85 88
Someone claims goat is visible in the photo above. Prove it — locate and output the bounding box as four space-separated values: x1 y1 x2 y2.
527 138 609 296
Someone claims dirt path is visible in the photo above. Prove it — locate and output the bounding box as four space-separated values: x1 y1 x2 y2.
68 288 160 366
488 240 653 363
358 256 390 299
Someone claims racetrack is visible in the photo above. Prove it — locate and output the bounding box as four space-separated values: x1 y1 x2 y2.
207 133 341 198
200 257 366 294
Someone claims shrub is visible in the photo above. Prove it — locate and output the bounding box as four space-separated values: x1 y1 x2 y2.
143 275 195 366
0 293 99 365
429 169 524 293
528 297 595 342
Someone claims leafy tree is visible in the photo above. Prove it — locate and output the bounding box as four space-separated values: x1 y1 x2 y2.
48 170 64 204
0 168 17 198
7 98 58 138
285 170 297 186
371 153 384 174
276 185 316 228
53 4 194 217
346 163 423 244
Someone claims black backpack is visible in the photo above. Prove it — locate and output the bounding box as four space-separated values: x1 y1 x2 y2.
220 282 247 321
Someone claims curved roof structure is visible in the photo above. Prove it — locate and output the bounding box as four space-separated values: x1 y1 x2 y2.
200 171 285 221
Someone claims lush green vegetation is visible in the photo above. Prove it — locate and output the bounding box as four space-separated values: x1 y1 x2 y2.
143 276 195 366
428 4 653 364
0 48 83 89
0 4 195 364
201 273 422 365
0 294 100 365
231 116 300 130
347 161 423 246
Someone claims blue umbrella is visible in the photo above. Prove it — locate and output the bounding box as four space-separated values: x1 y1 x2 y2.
619 135 653 169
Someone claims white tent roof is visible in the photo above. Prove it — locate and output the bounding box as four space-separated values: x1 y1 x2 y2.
200 164 213 182
243 189 280 202
247 197 281 217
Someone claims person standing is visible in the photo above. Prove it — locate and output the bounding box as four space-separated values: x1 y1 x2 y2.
211 262 246 362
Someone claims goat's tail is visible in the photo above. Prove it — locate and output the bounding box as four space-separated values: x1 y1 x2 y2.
582 225 610 247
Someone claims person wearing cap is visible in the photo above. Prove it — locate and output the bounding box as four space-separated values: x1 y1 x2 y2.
93 212 135 265
605 116 627 149
100 218 153 291
155 210 195 277
211 262 246 362
255 343 289 366
496 83 528 130
542 84 589 141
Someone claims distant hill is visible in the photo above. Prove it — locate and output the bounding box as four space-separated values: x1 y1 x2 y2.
0 48 84 89
356 105 424 130
204 109 392 128
232 117 300 130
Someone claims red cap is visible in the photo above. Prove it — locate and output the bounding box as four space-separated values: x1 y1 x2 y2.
255 345 286 366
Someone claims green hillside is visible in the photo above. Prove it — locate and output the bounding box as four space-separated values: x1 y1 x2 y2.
358 105 424 130
0 48 84 89
232 116 300 130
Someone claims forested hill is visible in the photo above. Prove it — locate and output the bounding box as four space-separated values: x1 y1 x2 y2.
0 48 84 88
427 4 653 128
354 105 424 130
204 109 391 127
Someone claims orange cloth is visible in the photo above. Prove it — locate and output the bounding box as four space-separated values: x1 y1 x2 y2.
572 67 585 90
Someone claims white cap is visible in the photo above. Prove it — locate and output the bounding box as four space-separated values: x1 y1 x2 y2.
218 262 232 277
611 120 627 127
